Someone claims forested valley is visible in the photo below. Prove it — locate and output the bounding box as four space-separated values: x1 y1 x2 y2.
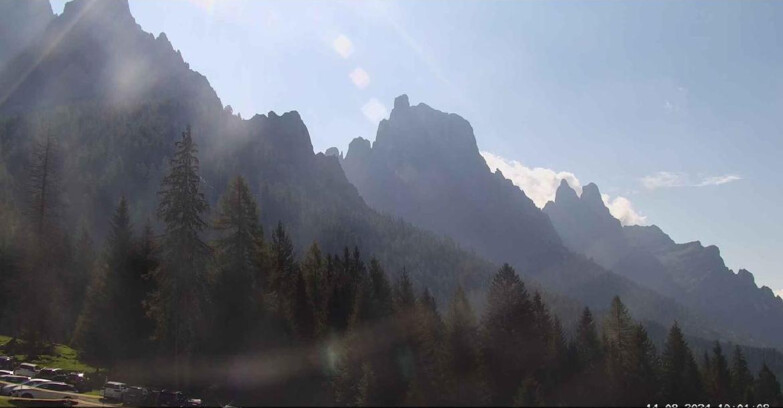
0 127 780 406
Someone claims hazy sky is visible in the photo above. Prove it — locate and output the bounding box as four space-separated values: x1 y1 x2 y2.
51 0 783 294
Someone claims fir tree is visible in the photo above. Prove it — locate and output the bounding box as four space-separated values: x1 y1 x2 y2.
730 346 754 403
148 126 211 387
211 175 265 351
444 286 486 406
660 322 703 403
575 307 602 368
482 263 535 405
705 342 732 402
755 364 782 405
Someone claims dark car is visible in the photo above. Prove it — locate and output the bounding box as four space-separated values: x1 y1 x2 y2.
57 372 90 393
0 356 14 370
155 390 202 407
123 386 150 405
36 367 63 379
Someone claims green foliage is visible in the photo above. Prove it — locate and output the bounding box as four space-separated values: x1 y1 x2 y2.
660 322 703 403
147 126 211 386
210 175 265 351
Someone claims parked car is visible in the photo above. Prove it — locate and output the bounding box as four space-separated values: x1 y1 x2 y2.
155 390 202 407
0 370 13 376
2 378 49 396
11 381 77 400
14 363 38 377
64 372 90 393
36 367 63 379
0 356 14 370
123 386 150 405
0 375 30 395
102 381 127 400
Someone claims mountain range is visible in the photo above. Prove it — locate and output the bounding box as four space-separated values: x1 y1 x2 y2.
1 0 781 359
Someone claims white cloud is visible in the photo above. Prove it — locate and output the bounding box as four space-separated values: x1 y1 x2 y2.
349 67 370 89
697 175 742 187
482 151 582 207
481 151 647 226
361 98 388 124
601 194 648 226
641 171 742 190
332 34 354 59
775 289 783 299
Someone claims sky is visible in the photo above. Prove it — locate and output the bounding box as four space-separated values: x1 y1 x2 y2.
50 0 783 295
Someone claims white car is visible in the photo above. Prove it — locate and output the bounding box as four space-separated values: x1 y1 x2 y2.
0 375 31 395
14 363 38 377
11 381 77 400
0 370 13 376
2 378 50 396
102 381 127 400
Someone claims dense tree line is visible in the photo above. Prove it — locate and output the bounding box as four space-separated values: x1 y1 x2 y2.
0 127 781 406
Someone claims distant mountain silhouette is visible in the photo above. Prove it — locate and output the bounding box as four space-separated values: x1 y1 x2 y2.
339 94 740 344
545 180 783 348
0 0 498 305
343 94 562 272
0 0 220 115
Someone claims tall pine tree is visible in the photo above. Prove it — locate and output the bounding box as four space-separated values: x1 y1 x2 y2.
148 126 211 387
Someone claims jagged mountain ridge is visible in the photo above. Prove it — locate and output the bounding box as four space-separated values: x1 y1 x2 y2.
343 94 563 272
338 94 749 345
0 0 221 115
545 180 783 348
0 0 500 305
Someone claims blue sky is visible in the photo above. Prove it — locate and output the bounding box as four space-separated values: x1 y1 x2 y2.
51 0 783 294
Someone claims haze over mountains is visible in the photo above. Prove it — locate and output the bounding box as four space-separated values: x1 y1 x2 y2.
545 180 783 347
0 0 781 366
338 94 783 349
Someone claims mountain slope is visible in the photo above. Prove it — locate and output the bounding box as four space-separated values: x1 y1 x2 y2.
343 94 562 272
0 0 220 115
545 180 783 348
339 94 737 344
0 0 53 69
0 0 497 305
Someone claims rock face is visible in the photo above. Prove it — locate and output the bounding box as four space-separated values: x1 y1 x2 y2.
544 181 628 269
0 0 499 306
0 0 54 69
0 0 221 115
546 181 783 348
339 95 741 343
342 94 563 272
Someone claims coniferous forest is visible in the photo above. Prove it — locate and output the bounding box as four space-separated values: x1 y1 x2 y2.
1 1 783 406
1 126 780 406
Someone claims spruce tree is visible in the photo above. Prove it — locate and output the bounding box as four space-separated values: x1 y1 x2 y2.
444 286 486 406
730 346 754 403
211 175 265 351
602 296 636 404
301 243 327 337
575 307 602 368
268 221 297 315
625 323 659 405
755 364 782 405
660 322 703 403
705 342 732 402
482 263 535 405
148 126 211 387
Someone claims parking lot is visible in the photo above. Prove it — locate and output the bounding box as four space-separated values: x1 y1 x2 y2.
0 356 202 407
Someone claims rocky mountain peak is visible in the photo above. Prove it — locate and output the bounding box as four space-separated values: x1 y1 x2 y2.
394 94 410 110
554 179 580 205
61 0 135 26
